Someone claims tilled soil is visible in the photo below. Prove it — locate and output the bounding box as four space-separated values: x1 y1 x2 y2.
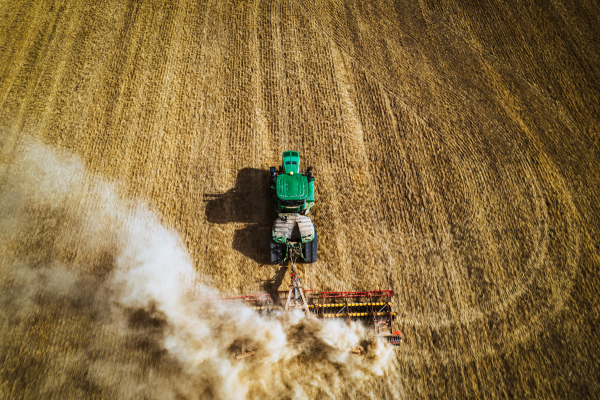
1 0 599 398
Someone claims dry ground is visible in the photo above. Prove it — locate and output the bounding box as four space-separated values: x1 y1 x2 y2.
1 0 599 398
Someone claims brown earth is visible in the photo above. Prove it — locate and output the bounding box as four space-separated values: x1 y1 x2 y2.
1 0 599 398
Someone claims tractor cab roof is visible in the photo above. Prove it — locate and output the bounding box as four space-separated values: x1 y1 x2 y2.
282 151 300 174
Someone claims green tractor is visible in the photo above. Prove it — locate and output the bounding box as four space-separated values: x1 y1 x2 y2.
269 151 317 264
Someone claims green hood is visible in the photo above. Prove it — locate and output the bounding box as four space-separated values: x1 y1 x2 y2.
276 173 307 200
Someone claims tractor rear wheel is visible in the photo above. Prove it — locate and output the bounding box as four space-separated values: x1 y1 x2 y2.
304 228 318 263
270 239 284 264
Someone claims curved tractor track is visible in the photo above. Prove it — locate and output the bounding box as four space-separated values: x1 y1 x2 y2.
1 0 599 399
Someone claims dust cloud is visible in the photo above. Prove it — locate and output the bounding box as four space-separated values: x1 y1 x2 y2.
0 139 395 399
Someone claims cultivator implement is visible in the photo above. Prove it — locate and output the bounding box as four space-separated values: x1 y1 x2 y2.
199 293 274 315
278 244 401 346
306 290 402 344
199 288 403 360
199 257 402 360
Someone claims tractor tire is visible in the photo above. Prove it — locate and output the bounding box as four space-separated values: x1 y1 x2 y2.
304 227 318 263
311 228 318 262
270 239 284 264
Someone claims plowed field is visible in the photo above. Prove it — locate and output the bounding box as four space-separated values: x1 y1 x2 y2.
1 0 599 399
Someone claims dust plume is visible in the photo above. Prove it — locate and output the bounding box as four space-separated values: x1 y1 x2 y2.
0 138 394 399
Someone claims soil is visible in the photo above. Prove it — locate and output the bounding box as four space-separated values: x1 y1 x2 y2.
1 0 599 398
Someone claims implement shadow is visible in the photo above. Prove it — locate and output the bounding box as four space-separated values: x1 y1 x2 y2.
257 265 288 305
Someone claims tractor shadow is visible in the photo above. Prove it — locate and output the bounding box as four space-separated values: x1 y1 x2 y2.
231 226 271 264
204 167 275 264
204 168 271 224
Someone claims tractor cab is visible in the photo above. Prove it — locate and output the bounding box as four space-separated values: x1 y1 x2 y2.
282 151 300 174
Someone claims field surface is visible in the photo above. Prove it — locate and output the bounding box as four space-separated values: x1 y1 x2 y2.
1 0 599 399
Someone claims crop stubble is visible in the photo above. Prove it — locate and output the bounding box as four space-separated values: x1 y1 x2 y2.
1 0 599 398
